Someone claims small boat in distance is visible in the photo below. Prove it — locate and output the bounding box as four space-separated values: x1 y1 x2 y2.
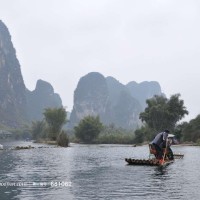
0 144 3 150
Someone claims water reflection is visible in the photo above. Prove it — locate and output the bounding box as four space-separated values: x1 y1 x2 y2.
154 166 169 175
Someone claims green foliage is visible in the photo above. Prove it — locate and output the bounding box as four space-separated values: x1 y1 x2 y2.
43 107 67 140
173 122 188 141
139 94 188 132
97 124 135 144
197 138 200 146
181 115 200 142
74 115 103 143
31 120 47 140
97 133 135 144
134 127 146 144
57 130 69 147
133 125 155 143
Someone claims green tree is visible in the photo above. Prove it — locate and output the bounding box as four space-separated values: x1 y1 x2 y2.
74 115 103 143
139 94 188 132
31 120 47 140
133 129 145 144
57 130 69 147
43 107 67 140
173 122 188 142
97 124 135 144
182 115 200 142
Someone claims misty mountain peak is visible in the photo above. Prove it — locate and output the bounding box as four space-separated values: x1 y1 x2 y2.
35 79 54 94
70 72 163 129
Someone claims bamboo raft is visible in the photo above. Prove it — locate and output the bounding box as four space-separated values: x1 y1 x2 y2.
125 158 160 166
125 153 184 166
173 153 184 159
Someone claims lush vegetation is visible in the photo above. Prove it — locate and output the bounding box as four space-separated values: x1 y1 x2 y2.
43 107 67 141
74 115 103 143
31 120 47 140
73 120 137 144
57 130 69 147
31 107 69 147
137 94 200 144
97 125 135 144
28 94 200 146
175 115 200 144
73 93 192 145
122 94 189 144
140 94 188 132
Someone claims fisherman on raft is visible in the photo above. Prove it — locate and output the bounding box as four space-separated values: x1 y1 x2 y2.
150 129 174 164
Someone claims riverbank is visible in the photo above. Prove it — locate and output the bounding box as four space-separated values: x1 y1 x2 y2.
175 142 200 146
34 139 57 145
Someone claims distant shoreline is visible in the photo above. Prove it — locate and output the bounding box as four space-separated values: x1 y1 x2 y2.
33 140 57 145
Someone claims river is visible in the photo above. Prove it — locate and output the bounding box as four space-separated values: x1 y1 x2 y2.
0 141 199 200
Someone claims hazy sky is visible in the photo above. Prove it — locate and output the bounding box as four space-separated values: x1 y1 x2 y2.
1 0 200 121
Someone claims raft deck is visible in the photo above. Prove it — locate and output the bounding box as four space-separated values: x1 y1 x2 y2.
173 153 184 159
125 153 184 166
125 158 162 166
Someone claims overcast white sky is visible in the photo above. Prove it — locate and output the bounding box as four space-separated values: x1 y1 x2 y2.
1 0 200 121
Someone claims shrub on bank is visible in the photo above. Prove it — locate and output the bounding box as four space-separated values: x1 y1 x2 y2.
57 130 69 147
96 132 135 144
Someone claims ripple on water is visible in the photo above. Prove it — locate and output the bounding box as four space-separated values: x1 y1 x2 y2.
0 143 200 200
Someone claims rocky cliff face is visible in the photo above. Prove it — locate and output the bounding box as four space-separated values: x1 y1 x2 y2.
70 72 110 126
106 76 142 128
26 80 62 121
0 20 164 128
70 72 145 129
0 20 63 127
0 20 27 127
70 72 164 129
126 81 163 110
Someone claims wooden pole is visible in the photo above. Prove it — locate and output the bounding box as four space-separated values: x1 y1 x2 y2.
161 138 168 165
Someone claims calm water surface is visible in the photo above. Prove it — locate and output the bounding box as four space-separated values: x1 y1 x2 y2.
0 141 200 200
